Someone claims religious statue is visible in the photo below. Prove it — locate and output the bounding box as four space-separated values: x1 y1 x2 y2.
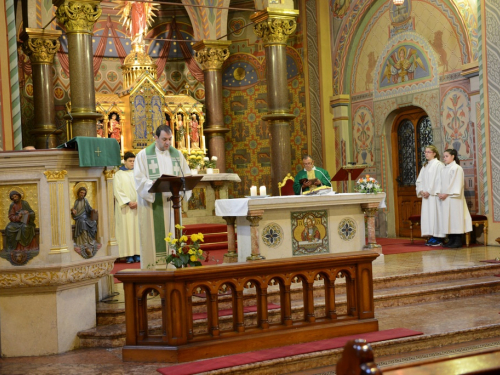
175 113 186 149
71 187 100 258
108 113 121 144
1 190 39 266
189 113 200 149
97 120 104 138
383 46 425 84
116 0 158 47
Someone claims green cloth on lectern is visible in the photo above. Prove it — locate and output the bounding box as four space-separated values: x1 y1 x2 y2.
57 137 121 167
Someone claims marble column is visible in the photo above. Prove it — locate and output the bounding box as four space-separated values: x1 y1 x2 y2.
246 210 264 261
53 0 102 137
21 29 62 149
194 40 231 172
251 9 299 196
222 216 237 263
361 202 382 252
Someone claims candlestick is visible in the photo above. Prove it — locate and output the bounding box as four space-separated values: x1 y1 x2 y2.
187 135 190 153
250 186 257 196
259 186 267 196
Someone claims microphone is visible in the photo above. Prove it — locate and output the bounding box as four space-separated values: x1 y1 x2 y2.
45 114 71 149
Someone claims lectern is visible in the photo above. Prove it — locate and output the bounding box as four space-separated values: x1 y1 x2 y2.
149 174 204 238
331 165 366 193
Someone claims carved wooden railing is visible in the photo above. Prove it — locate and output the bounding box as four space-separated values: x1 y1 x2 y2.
115 251 379 363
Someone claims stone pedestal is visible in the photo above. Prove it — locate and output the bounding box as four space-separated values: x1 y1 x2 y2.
194 40 231 172
21 28 62 149
0 150 118 356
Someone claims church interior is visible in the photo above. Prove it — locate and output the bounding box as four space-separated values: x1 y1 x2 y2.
1 0 500 374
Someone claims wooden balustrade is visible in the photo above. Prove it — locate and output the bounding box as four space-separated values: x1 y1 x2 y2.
115 251 380 363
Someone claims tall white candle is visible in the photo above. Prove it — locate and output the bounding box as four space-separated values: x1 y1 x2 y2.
202 135 206 153
250 186 257 196
259 186 267 196
187 135 190 153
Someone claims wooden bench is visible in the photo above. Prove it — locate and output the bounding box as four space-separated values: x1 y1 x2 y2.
337 339 500 375
408 214 488 246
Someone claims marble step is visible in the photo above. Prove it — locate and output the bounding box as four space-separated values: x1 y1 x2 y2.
97 264 500 326
82 276 500 348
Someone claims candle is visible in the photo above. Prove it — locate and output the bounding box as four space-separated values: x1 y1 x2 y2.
187 135 190 153
202 135 206 153
259 186 267 196
250 186 257 196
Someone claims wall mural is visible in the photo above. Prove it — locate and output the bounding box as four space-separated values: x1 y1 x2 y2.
352 106 374 165
380 45 429 87
441 87 472 159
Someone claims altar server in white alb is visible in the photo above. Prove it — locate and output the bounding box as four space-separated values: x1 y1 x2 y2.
416 145 445 246
438 149 472 248
113 151 141 264
134 125 191 269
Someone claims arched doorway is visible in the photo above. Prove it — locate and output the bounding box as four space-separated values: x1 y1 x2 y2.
391 107 433 237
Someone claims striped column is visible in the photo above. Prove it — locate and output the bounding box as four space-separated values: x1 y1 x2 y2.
6 0 22 149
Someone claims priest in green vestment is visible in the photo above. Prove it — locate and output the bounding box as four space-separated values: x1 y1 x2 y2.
293 155 332 195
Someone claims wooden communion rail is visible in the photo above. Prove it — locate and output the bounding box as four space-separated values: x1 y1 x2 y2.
115 251 380 363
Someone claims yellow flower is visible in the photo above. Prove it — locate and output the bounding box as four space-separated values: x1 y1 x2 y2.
198 249 203 255
165 237 171 243
190 255 198 262
191 233 199 242
175 224 185 229
197 233 204 242
171 238 178 245
188 249 195 255
180 235 188 243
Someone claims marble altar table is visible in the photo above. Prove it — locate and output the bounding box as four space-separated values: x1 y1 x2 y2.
215 192 386 262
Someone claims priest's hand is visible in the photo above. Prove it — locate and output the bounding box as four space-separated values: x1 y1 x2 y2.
313 180 322 186
129 202 138 209
302 180 312 188
438 193 448 200
422 191 430 199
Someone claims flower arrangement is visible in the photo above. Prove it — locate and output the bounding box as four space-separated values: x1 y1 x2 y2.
186 149 205 170
355 174 383 194
204 156 217 169
162 224 205 268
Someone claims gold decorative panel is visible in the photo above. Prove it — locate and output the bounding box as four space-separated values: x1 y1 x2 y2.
0 184 39 230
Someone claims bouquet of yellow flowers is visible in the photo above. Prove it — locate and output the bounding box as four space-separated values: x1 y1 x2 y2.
187 149 205 169
355 174 382 194
163 224 205 268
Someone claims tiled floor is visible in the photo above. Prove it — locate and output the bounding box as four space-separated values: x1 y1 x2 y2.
2 245 500 375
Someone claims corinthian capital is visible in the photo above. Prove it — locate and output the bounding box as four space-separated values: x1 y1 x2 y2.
193 40 232 71
251 9 299 46
22 29 61 65
54 0 102 34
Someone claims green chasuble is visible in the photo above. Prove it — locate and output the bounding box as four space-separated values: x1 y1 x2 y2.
293 167 332 195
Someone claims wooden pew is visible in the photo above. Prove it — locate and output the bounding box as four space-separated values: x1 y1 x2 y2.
337 339 500 375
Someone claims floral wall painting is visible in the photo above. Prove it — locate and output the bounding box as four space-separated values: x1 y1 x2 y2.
441 88 472 159
353 106 374 165
291 210 329 256
380 45 430 88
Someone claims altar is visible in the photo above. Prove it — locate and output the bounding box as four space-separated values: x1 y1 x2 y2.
215 193 386 262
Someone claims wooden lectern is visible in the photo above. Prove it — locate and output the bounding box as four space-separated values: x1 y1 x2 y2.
149 174 204 238
331 165 366 193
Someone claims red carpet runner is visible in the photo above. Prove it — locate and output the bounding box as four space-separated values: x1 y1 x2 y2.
156 328 423 375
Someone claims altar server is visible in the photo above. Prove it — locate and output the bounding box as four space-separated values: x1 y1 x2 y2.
438 149 472 248
416 145 445 246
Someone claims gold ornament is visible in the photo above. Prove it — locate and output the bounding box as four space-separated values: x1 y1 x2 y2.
193 41 231 71
233 67 246 81
44 170 68 181
22 37 60 65
55 0 102 34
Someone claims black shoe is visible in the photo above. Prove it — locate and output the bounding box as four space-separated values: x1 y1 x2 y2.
449 234 463 248
444 234 456 248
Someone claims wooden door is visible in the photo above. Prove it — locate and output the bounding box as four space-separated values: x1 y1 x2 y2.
392 109 433 237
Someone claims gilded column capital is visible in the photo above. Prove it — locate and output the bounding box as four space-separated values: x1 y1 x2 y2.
53 0 102 34
21 28 61 65
193 40 232 71
250 9 299 46
103 169 116 180
44 170 68 181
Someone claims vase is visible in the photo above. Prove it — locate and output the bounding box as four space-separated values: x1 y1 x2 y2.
191 169 198 175
206 168 214 174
